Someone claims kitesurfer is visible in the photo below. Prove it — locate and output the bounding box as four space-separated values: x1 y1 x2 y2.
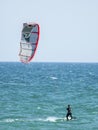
66 105 72 120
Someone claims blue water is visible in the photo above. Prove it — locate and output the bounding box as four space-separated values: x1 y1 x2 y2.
0 62 98 130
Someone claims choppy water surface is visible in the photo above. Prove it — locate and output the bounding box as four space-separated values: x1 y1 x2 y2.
0 62 98 130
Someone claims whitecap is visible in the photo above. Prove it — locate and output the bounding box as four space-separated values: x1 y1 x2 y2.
38 116 63 122
37 106 41 109
50 77 58 80
3 119 15 123
45 117 58 122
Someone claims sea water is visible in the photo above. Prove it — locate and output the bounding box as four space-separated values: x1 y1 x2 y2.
0 62 98 130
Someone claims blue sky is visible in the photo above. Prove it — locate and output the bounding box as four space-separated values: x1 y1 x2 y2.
0 0 98 62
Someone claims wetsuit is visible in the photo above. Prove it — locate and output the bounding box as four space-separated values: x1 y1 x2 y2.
66 106 72 120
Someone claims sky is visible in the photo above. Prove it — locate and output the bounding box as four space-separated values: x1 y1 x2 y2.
0 0 98 62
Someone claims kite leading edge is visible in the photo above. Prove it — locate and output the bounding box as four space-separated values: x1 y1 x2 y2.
19 22 40 63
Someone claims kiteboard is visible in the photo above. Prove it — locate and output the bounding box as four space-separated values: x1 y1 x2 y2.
64 116 76 121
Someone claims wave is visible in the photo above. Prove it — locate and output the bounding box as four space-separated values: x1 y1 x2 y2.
0 117 67 123
38 116 64 122
50 77 58 80
0 118 20 123
38 116 76 122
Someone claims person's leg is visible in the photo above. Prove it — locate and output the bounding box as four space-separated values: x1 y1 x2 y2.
66 113 69 120
70 113 72 119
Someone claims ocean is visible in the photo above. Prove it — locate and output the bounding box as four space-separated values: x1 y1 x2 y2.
0 62 98 130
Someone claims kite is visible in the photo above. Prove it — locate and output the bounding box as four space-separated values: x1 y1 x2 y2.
19 22 40 63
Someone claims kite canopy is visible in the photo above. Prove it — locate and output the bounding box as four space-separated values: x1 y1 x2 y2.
19 23 40 63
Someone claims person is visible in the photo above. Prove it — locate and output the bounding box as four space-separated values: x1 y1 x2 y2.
66 105 72 120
